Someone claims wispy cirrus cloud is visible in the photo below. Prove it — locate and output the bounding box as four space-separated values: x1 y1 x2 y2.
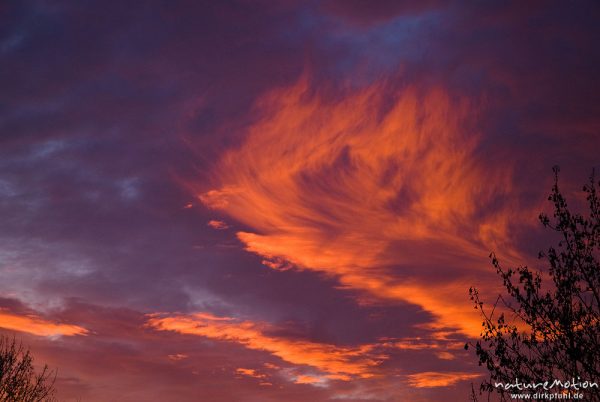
0 309 88 337
147 312 384 379
147 310 480 392
196 76 528 337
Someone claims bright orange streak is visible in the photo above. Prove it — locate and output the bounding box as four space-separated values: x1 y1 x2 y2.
294 374 324 385
0 310 88 337
236 368 267 379
207 219 230 230
196 77 528 337
147 312 382 378
406 371 481 388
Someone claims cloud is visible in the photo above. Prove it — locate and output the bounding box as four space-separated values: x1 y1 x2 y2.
4 1 599 401
0 309 88 337
196 76 524 336
406 371 481 388
435 351 455 361
147 312 384 379
208 220 230 230
146 310 476 394
236 367 268 380
167 353 188 361
294 374 326 385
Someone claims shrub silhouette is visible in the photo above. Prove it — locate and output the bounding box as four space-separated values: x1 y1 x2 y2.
0 335 57 402
467 167 600 401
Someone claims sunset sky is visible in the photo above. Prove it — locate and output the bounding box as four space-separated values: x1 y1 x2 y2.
1 1 599 401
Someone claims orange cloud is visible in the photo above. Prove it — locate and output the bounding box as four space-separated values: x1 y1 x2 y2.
147 312 383 379
380 335 464 364
236 368 267 379
294 374 325 385
195 76 529 337
406 371 481 388
167 353 188 361
207 219 230 230
435 351 455 360
0 309 88 337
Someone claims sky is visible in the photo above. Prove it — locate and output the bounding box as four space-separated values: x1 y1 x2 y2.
1 1 599 401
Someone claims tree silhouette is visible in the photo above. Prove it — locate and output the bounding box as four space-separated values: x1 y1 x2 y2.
0 335 57 402
467 167 600 401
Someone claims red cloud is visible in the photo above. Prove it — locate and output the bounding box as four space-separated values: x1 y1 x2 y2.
195 76 531 337
147 312 384 379
0 309 88 337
